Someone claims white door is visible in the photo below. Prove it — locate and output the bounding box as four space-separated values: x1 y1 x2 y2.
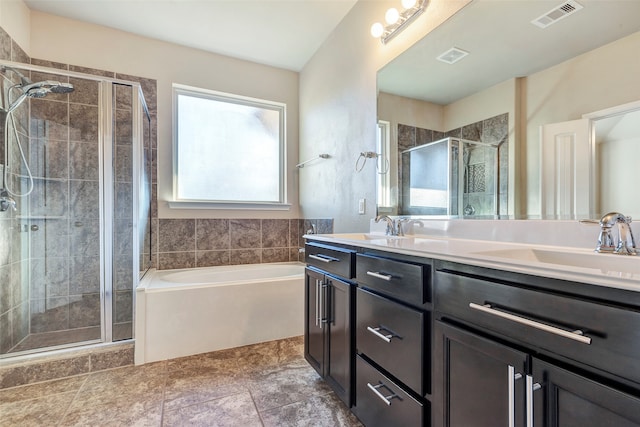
540 119 591 219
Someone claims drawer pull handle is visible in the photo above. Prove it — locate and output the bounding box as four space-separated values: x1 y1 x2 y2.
367 381 399 405
366 271 393 281
367 326 398 343
309 254 339 263
469 303 592 345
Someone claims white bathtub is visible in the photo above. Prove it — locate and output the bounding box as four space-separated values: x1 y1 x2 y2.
134 262 305 364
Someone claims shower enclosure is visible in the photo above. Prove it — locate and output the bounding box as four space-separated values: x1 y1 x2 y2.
400 137 501 216
0 61 151 357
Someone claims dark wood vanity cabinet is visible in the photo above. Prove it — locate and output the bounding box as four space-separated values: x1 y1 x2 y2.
532 358 640 427
434 320 528 427
304 239 640 427
433 260 640 427
352 252 431 427
304 242 356 406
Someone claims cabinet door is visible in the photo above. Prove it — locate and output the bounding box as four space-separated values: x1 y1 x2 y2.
434 321 527 427
532 358 640 427
304 267 326 376
325 276 353 406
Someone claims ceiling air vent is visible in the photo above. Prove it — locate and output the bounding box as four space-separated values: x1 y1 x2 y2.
531 0 583 28
437 47 469 65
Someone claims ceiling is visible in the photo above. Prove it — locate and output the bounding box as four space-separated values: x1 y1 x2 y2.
23 0 358 71
378 0 640 105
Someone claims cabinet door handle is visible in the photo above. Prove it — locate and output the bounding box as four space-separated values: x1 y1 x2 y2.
469 303 592 345
318 282 324 329
319 282 326 329
309 254 339 263
315 279 320 327
366 326 398 343
508 365 523 427
366 271 393 281
367 381 398 406
526 375 542 427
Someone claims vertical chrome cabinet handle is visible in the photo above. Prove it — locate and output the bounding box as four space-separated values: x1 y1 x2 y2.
319 282 329 329
319 281 324 330
366 271 393 281
508 366 523 427
315 279 320 327
526 375 542 427
367 382 398 405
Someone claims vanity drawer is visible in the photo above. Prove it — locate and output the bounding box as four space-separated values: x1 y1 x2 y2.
435 269 640 385
353 355 425 427
356 287 426 395
356 253 429 306
305 242 355 279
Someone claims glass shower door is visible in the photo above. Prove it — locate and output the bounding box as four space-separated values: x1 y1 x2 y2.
16 68 102 351
0 62 149 357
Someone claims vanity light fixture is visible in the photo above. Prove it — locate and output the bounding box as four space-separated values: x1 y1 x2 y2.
371 0 428 44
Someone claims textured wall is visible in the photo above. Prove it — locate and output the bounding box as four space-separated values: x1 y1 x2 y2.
298 0 470 232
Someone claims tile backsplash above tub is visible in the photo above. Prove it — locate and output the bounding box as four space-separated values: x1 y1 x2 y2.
154 218 333 270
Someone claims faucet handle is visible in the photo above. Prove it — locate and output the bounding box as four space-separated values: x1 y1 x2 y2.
0 188 17 212
578 219 600 225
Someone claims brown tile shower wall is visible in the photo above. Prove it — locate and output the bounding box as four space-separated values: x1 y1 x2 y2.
0 26 31 354
154 218 333 270
0 23 160 352
398 112 509 216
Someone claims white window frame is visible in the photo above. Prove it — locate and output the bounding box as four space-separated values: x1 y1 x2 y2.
377 120 392 210
170 84 289 210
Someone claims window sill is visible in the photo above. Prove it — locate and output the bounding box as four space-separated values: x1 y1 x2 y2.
168 200 292 211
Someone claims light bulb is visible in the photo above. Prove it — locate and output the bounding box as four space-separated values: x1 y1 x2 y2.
385 8 400 25
402 0 417 9
370 22 384 38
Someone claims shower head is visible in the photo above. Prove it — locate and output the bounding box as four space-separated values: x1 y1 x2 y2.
50 82 74 94
7 80 75 113
22 80 75 95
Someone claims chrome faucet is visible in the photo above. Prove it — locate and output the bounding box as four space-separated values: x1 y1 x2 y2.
375 215 407 236
596 212 637 255
375 215 396 236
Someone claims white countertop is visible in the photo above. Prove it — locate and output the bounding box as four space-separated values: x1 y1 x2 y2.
305 232 640 292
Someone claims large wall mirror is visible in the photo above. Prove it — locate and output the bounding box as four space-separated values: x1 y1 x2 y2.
376 0 640 220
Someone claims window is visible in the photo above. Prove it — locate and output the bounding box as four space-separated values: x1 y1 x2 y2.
172 84 287 209
377 120 392 209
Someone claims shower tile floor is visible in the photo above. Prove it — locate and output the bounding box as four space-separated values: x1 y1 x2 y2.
0 336 363 426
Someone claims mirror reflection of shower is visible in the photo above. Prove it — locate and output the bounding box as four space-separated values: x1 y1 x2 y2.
401 137 503 217
0 65 74 211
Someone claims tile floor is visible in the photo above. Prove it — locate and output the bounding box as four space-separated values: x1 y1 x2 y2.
0 336 363 426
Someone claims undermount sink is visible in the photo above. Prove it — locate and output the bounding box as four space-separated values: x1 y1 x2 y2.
327 233 406 241
475 248 640 274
